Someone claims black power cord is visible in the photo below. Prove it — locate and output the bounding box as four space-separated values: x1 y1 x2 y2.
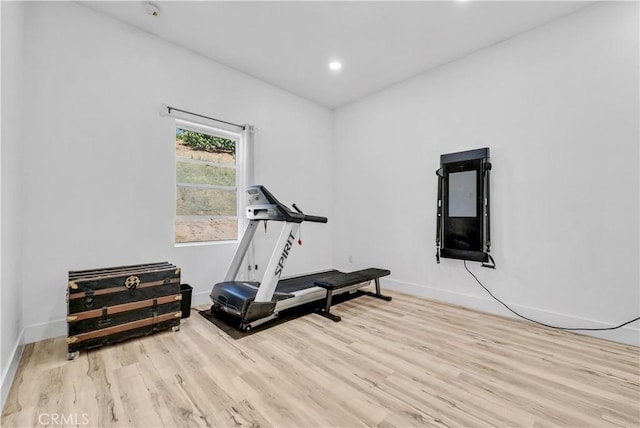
463 260 640 331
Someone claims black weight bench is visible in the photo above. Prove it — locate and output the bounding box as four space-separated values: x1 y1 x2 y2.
313 268 392 322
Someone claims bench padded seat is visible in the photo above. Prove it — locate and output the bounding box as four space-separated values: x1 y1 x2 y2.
314 268 390 290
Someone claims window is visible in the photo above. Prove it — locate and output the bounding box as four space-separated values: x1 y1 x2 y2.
175 120 242 243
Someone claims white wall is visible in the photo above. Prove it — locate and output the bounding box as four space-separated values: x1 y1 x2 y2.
19 1 333 343
1 0 26 409
6 0 639 353
332 2 639 345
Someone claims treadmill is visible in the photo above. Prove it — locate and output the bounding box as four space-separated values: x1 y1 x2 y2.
210 185 386 331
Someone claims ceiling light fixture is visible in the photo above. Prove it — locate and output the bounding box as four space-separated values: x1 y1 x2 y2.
329 61 342 71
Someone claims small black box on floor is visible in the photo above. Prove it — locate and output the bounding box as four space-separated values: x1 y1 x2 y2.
180 284 193 319
66 262 182 359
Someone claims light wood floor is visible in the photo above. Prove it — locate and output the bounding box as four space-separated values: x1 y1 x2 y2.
2 289 639 428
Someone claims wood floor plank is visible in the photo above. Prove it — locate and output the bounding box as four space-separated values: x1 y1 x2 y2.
2 290 638 427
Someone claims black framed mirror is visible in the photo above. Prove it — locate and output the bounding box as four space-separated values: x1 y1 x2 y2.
436 147 494 267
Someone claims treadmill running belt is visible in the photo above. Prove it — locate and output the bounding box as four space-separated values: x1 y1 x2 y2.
275 270 342 294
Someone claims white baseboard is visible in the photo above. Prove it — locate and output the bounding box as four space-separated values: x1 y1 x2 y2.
17 282 639 349
191 282 640 346
383 278 639 347
22 319 66 345
192 290 212 308
1 329 24 413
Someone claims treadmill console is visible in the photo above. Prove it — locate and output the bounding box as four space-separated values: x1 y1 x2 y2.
245 185 328 224
246 186 286 221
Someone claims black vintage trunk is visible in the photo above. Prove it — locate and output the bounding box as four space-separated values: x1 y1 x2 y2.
67 262 182 355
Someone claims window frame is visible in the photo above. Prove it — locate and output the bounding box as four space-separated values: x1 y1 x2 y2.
174 118 246 246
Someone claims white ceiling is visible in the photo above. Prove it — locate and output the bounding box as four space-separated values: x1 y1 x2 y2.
80 1 594 109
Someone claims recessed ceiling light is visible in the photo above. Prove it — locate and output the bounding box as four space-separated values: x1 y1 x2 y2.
329 61 342 71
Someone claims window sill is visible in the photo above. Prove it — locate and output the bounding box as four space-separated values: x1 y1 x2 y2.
174 240 239 248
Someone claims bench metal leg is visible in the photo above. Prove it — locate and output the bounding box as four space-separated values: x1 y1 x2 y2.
360 278 393 301
315 290 341 322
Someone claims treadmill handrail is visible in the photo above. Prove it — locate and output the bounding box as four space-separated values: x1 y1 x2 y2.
247 185 327 223
302 214 327 223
